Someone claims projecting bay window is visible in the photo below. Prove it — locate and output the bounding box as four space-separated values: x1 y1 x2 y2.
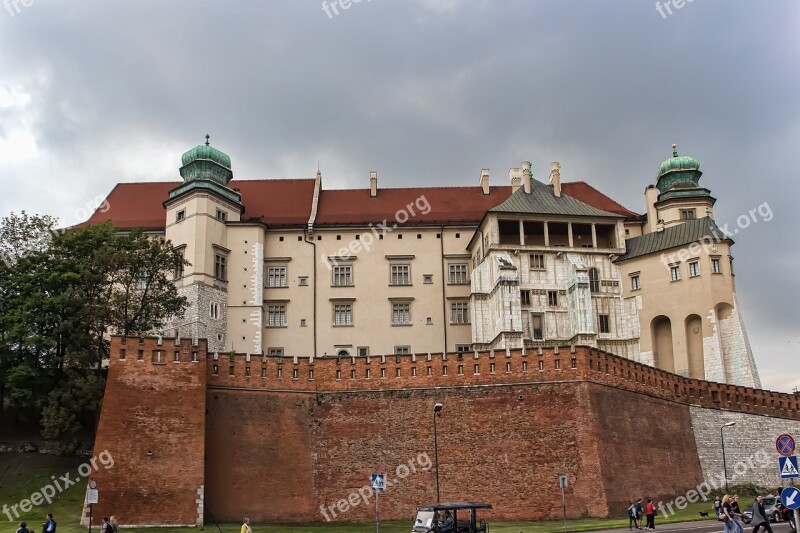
214 252 227 281
448 264 469 285
267 266 287 288
450 301 469 325
267 304 287 327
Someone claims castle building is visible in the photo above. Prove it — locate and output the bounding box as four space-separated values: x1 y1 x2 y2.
84 140 761 387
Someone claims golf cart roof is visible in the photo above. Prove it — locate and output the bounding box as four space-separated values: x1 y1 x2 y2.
416 502 493 511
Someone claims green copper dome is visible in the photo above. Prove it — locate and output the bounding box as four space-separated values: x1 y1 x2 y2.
655 144 709 201
179 134 233 185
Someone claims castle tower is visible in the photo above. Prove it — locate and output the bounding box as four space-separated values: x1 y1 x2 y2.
644 144 716 232
616 146 760 387
163 136 244 353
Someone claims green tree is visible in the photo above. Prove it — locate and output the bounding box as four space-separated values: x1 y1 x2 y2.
0 219 189 445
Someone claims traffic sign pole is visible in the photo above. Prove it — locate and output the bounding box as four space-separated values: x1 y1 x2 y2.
375 490 380 533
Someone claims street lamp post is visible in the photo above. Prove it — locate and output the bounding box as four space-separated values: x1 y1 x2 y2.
721 421 737 492
433 403 443 503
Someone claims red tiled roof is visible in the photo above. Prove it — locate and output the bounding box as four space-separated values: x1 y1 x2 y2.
315 186 513 226
561 181 641 219
80 179 640 230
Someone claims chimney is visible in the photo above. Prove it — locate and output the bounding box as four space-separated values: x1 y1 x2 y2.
509 167 522 193
644 185 659 232
521 161 532 194
549 162 561 197
370 171 378 197
480 169 490 195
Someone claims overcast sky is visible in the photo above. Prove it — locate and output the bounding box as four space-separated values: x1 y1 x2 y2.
1 1 797 391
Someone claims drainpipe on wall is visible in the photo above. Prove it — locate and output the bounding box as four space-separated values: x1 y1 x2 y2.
440 225 448 355
302 232 317 358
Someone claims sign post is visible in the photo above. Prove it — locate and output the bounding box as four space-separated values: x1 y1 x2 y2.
559 475 569 533
776 435 799 533
87 480 98 533
371 473 385 533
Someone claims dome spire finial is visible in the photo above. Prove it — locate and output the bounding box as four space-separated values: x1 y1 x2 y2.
205 134 211 146
672 143 678 157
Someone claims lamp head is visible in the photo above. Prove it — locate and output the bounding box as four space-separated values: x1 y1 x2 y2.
433 403 443 413
724 422 737 427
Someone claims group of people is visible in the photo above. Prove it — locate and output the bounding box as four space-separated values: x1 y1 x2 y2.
628 498 658 530
15 514 118 533
14 514 56 533
714 494 774 533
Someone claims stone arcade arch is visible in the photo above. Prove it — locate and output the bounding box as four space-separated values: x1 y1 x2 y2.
685 314 704 380
651 315 675 373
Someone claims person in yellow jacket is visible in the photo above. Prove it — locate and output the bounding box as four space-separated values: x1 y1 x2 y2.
240 517 251 533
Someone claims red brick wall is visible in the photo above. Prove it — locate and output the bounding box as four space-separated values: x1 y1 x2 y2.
587 385 705 515
87 337 207 527
203 382 707 523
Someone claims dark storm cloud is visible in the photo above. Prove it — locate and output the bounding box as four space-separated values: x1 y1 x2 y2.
0 0 797 389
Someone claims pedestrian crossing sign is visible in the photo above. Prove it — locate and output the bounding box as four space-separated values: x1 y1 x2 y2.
371 473 386 491
779 456 799 478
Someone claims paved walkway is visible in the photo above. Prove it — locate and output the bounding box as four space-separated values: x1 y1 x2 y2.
585 520 793 533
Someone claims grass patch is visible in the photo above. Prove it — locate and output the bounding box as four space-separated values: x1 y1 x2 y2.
0 453 723 533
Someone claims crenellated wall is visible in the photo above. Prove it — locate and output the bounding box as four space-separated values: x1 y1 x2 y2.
92 336 800 526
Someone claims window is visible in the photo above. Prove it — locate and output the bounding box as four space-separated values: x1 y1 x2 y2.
267 305 287 327
216 209 227 222
298 276 308 286
358 346 369 357
391 264 411 286
530 253 545 270
261 367 266 378
631 274 641 290
365 368 371 378
395 368 401 377
599 314 610 334
670 265 681 281
173 248 185 280
332 265 353 286
119 349 126 360
267 267 287 288
530 314 543 340
394 346 411 355
214 253 227 281
423 275 433 284
300 318 307 327
176 210 185 222
392 303 411 325
711 258 721 274
688 261 700 278
547 290 558 307
680 209 696 220
588 268 600 293
333 303 353 326
192 351 199 362
456 344 470 353
209 302 219 320
450 302 469 324
520 290 530 306
449 264 469 284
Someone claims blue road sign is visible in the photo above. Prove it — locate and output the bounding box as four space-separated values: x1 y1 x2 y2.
371 473 385 491
782 487 800 510
777 434 796 457
779 456 799 478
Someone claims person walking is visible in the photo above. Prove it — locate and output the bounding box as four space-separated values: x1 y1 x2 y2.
628 501 636 531
645 498 656 530
732 495 746 533
41 514 56 533
714 496 723 519
16 522 29 533
751 495 774 533
110 516 119 533
722 495 743 533
635 498 644 530
100 517 112 533
240 517 252 533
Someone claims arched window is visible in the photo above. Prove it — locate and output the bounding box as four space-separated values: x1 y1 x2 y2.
337 349 349 357
589 268 600 293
